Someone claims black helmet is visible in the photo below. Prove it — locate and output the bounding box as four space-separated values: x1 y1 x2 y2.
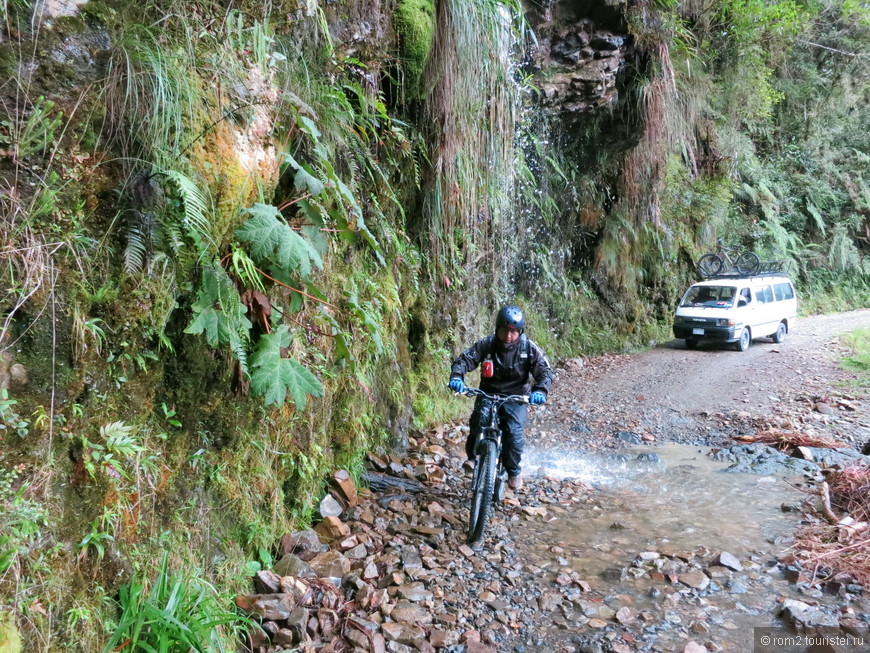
495 305 525 332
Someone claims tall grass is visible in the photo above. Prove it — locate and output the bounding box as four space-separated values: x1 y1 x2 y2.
842 328 870 388
104 552 253 653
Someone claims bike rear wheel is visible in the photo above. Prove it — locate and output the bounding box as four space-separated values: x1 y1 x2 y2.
696 254 723 278
735 252 760 275
467 439 498 543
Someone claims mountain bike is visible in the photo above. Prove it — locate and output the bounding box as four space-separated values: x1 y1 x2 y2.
457 388 528 543
696 240 760 277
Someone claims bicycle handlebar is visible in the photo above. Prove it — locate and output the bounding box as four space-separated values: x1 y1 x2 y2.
456 387 529 404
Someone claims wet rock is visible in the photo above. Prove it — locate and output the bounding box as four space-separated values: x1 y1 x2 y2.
601 567 627 582
279 529 328 560
235 593 295 620
363 471 425 493
715 552 743 572
725 577 749 594
397 582 433 602
804 446 863 468
308 550 350 580
332 469 359 507
779 599 840 628
784 566 803 583
254 569 283 593
318 493 345 519
466 642 498 653
679 571 710 590
389 600 434 624
538 591 563 611
314 516 351 542
429 628 460 648
272 554 315 579
636 452 661 463
616 431 642 445
683 643 708 653
717 444 820 475
382 622 427 647
815 402 835 415
615 606 634 624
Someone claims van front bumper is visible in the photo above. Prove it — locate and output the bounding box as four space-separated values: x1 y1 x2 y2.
674 324 739 342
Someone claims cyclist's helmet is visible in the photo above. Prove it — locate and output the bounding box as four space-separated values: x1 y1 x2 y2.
495 305 525 333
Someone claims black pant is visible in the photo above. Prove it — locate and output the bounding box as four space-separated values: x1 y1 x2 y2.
465 396 527 476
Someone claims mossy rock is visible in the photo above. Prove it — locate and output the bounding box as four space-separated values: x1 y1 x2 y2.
0 612 21 653
394 0 435 101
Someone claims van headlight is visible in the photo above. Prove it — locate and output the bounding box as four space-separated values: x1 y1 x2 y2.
717 319 736 327
674 316 686 325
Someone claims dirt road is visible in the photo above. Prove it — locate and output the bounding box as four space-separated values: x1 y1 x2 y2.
536 309 870 451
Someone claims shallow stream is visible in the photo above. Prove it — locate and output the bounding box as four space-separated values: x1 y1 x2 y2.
510 444 841 652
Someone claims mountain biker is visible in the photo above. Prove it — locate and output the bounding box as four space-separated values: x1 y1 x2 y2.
448 305 553 491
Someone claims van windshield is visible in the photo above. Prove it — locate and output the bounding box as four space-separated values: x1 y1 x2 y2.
680 285 737 308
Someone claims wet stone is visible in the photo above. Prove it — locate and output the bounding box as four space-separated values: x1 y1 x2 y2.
679 571 710 590
390 600 433 624
601 567 627 582
616 431 642 444
715 551 743 572
272 554 315 578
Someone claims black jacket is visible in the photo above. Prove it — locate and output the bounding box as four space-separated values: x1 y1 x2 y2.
451 334 553 397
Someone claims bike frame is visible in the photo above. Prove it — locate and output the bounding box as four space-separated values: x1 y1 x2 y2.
460 388 528 543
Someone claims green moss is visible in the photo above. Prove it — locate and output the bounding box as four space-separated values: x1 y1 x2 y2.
0 611 21 653
394 0 435 101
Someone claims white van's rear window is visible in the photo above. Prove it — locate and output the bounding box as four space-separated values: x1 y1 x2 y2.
680 285 737 307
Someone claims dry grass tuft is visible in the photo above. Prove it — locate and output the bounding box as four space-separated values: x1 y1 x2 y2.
790 464 870 586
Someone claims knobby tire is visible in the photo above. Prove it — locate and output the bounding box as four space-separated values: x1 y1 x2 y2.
467 440 498 543
696 254 722 278
735 252 760 275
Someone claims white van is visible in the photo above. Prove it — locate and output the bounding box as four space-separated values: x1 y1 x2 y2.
673 275 797 351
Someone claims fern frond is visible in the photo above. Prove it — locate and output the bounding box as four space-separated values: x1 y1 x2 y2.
124 221 148 274
159 169 215 256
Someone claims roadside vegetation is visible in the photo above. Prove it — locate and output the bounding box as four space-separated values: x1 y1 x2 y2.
843 328 870 388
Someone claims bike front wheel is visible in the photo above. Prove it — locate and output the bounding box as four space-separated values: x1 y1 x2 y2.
735 252 760 275
696 254 723 278
467 439 497 543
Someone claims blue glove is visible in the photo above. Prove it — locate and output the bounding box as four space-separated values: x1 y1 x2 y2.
529 391 546 406
449 377 465 393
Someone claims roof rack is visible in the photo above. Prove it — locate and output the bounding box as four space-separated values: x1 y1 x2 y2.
699 272 791 280
697 260 790 280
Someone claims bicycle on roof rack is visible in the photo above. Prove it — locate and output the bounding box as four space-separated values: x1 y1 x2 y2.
455 387 528 543
696 240 760 278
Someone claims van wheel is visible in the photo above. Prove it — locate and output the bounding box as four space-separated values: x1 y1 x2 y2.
736 328 751 352
685 338 698 349
773 321 787 344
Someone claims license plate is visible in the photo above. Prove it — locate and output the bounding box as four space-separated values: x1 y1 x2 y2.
692 328 704 335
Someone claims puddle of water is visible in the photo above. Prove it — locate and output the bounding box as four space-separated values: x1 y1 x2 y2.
523 443 798 561
515 444 815 651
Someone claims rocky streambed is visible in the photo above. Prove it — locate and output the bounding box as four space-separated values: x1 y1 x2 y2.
236 424 870 653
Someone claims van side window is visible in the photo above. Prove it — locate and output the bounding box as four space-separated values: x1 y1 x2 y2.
757 286 774 303
740 288 751 304
774 282 794 300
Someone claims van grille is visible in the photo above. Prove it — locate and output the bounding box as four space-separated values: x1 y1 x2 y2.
685 317 718 326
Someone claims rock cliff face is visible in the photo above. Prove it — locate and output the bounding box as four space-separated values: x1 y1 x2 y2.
526 0 635 118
